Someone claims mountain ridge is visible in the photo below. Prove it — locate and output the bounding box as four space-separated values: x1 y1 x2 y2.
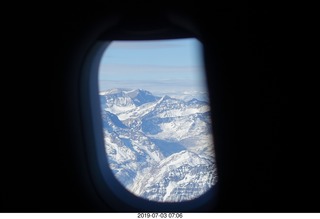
100 88 217 202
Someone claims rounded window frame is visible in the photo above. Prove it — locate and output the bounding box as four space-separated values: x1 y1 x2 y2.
79 25 219 212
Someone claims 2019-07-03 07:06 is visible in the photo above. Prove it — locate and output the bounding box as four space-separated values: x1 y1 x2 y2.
137 213 183 218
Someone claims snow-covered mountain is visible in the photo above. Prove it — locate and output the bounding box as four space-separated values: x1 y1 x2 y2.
100 88 217 202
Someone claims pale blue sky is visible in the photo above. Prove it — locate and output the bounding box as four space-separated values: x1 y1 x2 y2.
98 38 208 100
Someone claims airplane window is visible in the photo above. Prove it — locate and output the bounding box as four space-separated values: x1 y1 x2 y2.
98 38 217 202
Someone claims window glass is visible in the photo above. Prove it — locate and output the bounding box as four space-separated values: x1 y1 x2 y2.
98 38 217 202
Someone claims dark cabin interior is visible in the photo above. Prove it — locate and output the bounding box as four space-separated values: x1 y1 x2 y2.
2 1 319 213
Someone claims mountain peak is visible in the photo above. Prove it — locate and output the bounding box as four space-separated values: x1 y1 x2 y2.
126 89 150 97
188 98 199 103
187 98 207 106
158 95 171 102
125 89 159 106
100 88 129 95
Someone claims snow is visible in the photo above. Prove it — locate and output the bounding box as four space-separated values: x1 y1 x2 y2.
104 135 136 163
107 104 136 115
100 88 217 202
155 106 209 118
118 101 158 120
163 181 177 201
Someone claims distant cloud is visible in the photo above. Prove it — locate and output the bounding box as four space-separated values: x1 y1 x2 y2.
98 39 207 101
99 64 203 75
99 79 207 93
99 79 209 102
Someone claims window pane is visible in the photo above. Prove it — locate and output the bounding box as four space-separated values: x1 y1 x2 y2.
98 38 217 202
